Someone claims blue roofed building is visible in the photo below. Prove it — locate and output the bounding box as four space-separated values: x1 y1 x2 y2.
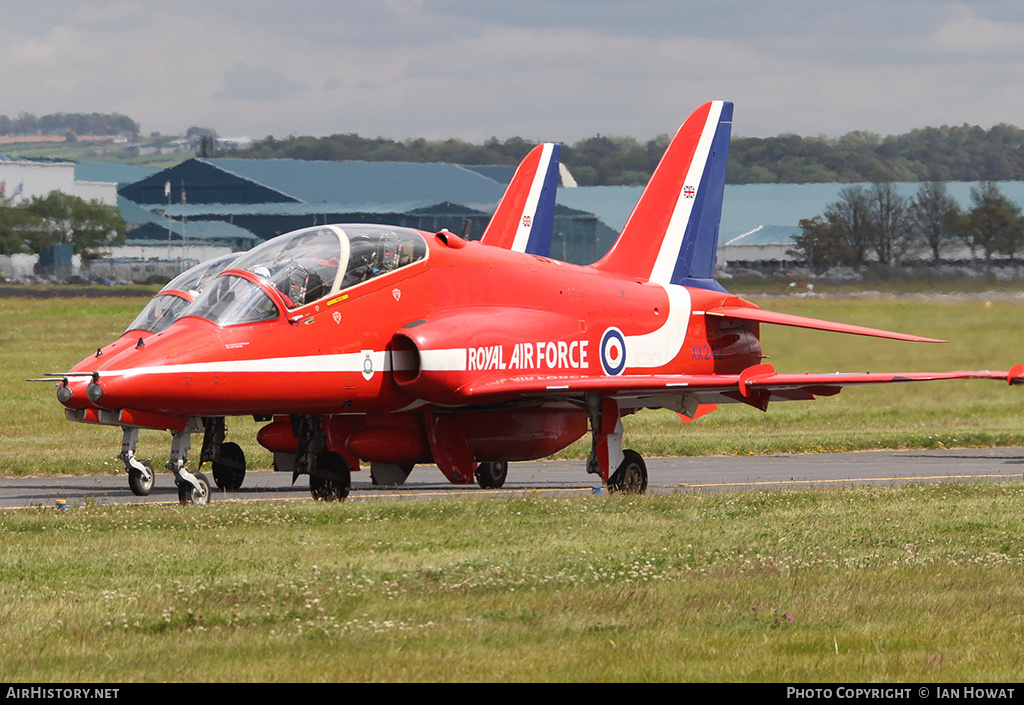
120 158 511 241
115 156 1024 272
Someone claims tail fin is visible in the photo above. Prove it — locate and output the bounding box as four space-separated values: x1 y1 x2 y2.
592 101 733 289
480 142 561 255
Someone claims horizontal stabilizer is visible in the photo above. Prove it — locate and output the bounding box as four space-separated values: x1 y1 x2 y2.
705 306 946 343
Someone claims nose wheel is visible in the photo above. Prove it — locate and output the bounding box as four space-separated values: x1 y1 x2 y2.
127 459 155 496
178 472 211 505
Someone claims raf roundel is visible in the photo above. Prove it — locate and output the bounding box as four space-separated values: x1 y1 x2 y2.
600 327 626 376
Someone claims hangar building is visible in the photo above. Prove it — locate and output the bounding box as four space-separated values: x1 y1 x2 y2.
117 158 610 265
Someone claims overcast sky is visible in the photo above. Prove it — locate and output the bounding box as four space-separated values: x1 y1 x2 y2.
2 1 1023 143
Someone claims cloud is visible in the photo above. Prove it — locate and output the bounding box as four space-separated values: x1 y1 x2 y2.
216 63 310 101
1 1 1023 142
933 4 1024 55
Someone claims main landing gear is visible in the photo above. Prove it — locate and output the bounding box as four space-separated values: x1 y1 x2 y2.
474 461 508 489
586 397 648 495
292 415 351 501
607 449 648 494
198 418 247 491
117 416 248 505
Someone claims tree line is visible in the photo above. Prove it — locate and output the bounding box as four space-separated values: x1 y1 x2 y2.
0 193 125 258
0 112 140 139
224 123 1024 186
729 124 1024 184
787 181 1024 273
6 110 1024 186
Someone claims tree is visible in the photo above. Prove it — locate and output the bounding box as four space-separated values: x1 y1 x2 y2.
866 181 914 264
787 186 873 271
829 185 873 267
957 182 1024 271
0 194 34 255
789 181 921 272
910 181 960 262
19 192 125 257
788 214 855 273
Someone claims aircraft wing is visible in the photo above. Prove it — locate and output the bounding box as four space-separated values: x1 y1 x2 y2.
458 363 1024 412
704 305 946 343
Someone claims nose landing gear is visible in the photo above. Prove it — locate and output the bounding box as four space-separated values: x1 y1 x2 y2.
116 417 247 505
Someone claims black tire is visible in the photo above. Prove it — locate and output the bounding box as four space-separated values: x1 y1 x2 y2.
212 441 246 491
475 461 508 489
178 471 211 506
607 450 648 494
310 452 351 501
128 459 155 497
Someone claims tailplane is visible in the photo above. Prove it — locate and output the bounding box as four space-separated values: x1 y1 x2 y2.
480 143 561 254
592 101 733 289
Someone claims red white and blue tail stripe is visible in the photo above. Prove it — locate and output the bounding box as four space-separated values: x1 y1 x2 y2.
592 101 733 289
480 142 561 254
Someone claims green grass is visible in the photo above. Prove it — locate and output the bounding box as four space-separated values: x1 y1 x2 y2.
2 486 1024 682
725 275 1024 297
4 293 1024 682
3 294 1024 476
1 140 189 168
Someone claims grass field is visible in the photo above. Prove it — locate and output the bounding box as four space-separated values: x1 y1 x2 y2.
3 291 1024 477
2 485 1024 682
3 290 1024 682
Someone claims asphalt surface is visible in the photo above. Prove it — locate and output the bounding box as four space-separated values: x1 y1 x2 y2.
3 446 1024 510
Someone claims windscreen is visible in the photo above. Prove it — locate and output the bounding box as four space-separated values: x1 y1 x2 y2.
163 253 240 295
124 253 241 334
186 275 280 326
124 294 191 334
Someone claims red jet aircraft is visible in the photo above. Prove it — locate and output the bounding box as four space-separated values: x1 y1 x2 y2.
43 140 564 500
45 101 1023 504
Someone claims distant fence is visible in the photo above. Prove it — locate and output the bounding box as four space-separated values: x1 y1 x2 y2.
88 258 202 283
0 252 232 284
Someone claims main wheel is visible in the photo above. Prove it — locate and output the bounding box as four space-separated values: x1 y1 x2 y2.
607 450 648 494
178 472 211 506
475 461 508 489
212 442 246 491
128 459 155 497
310 452 351 501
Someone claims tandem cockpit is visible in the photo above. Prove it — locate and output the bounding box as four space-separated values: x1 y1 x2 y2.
183 225 429 327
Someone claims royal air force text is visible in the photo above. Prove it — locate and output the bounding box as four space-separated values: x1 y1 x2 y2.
468 341 589 372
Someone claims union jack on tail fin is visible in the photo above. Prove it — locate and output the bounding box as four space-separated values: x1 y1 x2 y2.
479 142 561 255
592 100 733 289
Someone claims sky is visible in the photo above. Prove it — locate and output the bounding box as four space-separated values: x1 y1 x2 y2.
2 1 1024 144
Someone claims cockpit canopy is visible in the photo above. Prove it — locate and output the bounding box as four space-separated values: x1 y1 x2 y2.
124 252 240 335
186 225 428 326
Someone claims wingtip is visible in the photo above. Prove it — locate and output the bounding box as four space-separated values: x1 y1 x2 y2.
1009 363 1024 385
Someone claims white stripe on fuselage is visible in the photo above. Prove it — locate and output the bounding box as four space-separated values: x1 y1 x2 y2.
102 351 401 379
623 284 691 370
104 284 689 381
